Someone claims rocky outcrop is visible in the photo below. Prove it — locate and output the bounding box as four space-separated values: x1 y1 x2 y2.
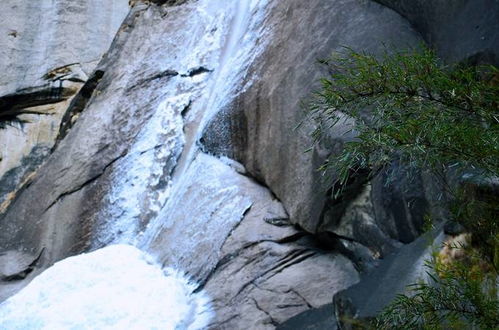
0 1 364 325
277 304 337 330
0 0 129 212
0 0 129 96
141 152 359 329
333 228 445 328
1 0 495 328
201 0 424 246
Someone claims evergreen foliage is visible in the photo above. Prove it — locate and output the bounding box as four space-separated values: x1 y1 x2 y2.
311 47 498 329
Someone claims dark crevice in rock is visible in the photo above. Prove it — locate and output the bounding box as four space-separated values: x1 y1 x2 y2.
1 248 44 282
0 145 51 212
251 297 279 327
264 217 291 227
316 231 359 246
231 250 317 302
371 161 428 244
42 152 126 213
218 203 253 250
262 250 317 281
316 167 370 232
180 66 213 77
195 232 311 293
54 70 105 147
315 232 375 272
277 304 306 308
225 160 269 189
126 69 178 91
287 288 313 309
180 100 192 117
0 84 70 127
276 232 309 244
148 0 189 6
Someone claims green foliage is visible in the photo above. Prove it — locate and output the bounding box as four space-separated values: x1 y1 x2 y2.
375 254 498 329
311 46 499 329
310 47 498 186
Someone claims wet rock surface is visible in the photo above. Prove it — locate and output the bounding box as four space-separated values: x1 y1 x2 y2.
277 304 337 330
0 0 496 328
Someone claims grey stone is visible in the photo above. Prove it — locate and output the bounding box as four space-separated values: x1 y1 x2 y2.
1 0 496 328
333 228 445 329
0 0 129 220
201 0 423 239
0 249 42 281
277 304 337 330
0 0 129 96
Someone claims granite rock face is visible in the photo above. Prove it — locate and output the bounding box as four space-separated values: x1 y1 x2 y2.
0 0 129 212
201 0 423 241
1 0 495 328
0 1 364 326
0 0 129 96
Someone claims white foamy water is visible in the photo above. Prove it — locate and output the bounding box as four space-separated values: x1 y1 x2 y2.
0 1 273 327
0 245 213 330
92 0 270 247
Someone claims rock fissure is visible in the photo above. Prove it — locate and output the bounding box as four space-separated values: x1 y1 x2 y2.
286 288 313 309
218 203 253 248
0 85 74 126
0 248 44 282
251 297 279 327
55 70 106 145
262 250 318 281
231 250 317 301
180 66 213 77
197 232 313 293
126 69 179 91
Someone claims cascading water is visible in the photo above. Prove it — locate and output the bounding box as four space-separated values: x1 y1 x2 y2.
0 0 273 328
91 0 270 249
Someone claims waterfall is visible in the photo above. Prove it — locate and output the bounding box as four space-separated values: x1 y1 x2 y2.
136 0 271 279
1 0 271 328
88 0 270 250
0 245 213 329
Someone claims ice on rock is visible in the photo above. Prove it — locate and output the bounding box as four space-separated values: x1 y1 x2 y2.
0 245 212 330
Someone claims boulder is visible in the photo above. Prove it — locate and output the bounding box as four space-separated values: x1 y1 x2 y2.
201 0 423 240
333 228 445 328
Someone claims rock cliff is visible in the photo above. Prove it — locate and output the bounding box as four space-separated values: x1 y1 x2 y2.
0 0 496 328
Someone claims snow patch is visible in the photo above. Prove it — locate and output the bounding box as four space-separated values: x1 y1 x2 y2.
0 245 212 330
